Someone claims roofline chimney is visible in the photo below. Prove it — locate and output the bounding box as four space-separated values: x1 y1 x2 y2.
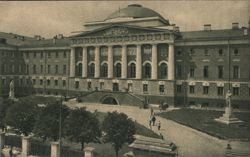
232 22 239 29
204 24 211 31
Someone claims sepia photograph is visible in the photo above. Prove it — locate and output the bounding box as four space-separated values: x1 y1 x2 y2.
0 1 249 157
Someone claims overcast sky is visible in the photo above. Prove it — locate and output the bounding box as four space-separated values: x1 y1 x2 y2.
0 1 249 38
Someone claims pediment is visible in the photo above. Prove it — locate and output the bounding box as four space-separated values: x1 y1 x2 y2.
73 25 168 38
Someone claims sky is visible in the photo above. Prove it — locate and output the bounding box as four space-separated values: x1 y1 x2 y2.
0 1 249 38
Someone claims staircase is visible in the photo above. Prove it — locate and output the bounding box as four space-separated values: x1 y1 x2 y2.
79 91 144 106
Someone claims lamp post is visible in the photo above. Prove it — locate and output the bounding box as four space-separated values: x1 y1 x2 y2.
58 95 64 157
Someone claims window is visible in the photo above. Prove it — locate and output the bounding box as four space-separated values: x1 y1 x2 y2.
233 66 239 79
40 80 43 85
129 63 136 78
218 49 224 56
76 63 82 76
20 79 23 86
177 85 182 93
101 63 108 77
89 63 95 77
143 84 148 93
217 87 224 96
1 64 6 74
55 80 58 86
26 52 29 58
18 65 22 73
113 83 119 91
11 64 15 73
55 52 59 58
55 65 58 74
33 52 36 58
159 85 165 94
63 80 66 87
203 66 209 78
47 80 50 86
144 63 151 78
40 65 43 74
115 63 121 77
33 65 36 74
177 64 182 78
204 49 209 56
203 86 209 95
33 79 36 85
2 79 6 85
218 66 224 79
11 52 15 58
63 65 66 74
26 65 29 74
234 49 239 56
189 48 195 56
190 67 195 78
159 63 167 79
40 52 43 58
189 85 195 94
26 79 30 85
177 50 182 56
63 51 67 58
47 52 51 58
100 82 104 90
75 81 79 89
88 82 92 90
233 87 239 96
47 65 50 74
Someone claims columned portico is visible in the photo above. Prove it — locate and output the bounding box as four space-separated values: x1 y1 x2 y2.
108 45 113 78
136 44 142 79
70 47 75 77
82 47 87 77
94 46 100 78
168 43 174 80
151 44 157 79
121 45 127 79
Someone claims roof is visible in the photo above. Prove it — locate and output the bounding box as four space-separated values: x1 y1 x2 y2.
0 32 36 46
106 4 169 25
179 28 250 40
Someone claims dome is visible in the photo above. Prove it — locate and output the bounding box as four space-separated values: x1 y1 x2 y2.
106 4 168 23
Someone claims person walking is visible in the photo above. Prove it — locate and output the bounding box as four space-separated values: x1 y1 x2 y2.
152 115 156 126
9 146 13 157
158 120 161 131
149 116 152 129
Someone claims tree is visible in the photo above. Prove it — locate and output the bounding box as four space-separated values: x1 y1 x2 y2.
102 111 136 157
33 102 69 141
5 100 37 136
0 99 13 131
64 107 101 150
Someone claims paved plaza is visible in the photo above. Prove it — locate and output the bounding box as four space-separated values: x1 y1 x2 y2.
67 101 250 157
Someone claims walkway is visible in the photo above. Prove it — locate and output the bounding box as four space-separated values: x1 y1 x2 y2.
66 101 250 157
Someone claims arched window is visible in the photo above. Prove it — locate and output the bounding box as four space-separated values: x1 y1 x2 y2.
76 63 82 76
89 63 95 77
115 63 121 77
129 63 136 78
144 63 151 78
159 63 168 79
101 63 108 77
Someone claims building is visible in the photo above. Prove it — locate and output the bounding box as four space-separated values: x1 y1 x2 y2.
0 4 250 108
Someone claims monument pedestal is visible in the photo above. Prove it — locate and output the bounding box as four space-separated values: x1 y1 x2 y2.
215 107 242 124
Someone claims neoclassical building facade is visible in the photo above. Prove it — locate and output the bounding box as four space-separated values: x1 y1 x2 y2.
0 4 250 108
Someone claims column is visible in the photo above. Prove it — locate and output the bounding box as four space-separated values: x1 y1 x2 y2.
84 147 95 157
108 46 113 78
94 46 100 78
168 43 175 80
22 136 30 157
151 44 158 79
51 142 60 157
69 47 75 77
82 47 87 77
121 45 127 79
136 44 142 79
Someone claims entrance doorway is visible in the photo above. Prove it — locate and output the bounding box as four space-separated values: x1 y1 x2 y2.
102 97 119 105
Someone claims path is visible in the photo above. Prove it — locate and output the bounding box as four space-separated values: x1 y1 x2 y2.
66 101 250 157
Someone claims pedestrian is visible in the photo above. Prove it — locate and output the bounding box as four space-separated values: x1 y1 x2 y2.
158 120 161 131
159 133 164 140
152 115 156 126
150 107 154 116
149 117 152 129
9 146 13 157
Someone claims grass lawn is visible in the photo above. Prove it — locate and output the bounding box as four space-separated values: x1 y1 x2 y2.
158 108 250 140
17 95 59 105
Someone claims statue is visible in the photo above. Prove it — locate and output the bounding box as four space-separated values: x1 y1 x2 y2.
9 80 15 100
225 90 232 108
